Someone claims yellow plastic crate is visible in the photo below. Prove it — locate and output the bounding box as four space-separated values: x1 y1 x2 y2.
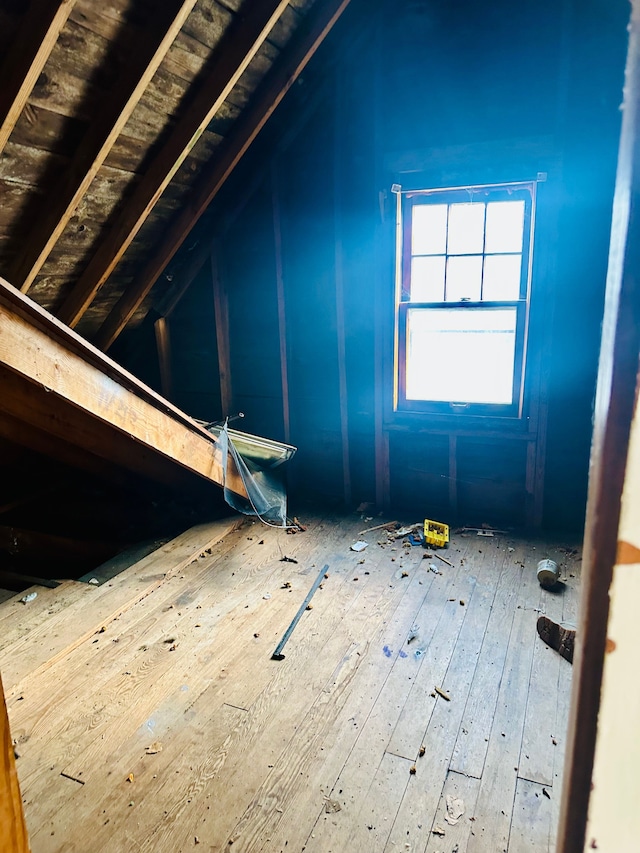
424 518 449 548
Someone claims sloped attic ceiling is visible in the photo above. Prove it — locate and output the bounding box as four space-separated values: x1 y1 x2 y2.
0 0 350 347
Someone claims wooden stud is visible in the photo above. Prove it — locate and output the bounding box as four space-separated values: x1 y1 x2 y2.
557 4 640 851
0 674 30 852
11 0 199 294
211 240 233 420
58 0 291 329
448 434 458 519
0 0 76 158
372 17 388 510
154 316 173 400
92 0 353 351
333 66 351 506
271 161 291 444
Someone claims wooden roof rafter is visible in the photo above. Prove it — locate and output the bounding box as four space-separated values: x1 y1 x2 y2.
93 0 353 351
9 0 200 295
57 0 293 330
0 0 77 157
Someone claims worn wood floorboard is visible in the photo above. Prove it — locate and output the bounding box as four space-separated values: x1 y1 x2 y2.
383 538 514 853
0 515 580 853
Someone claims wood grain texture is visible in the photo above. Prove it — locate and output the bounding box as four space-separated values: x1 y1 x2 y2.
93 0 353 350
0 516 578 851
11 0 199 294
0 674 30 852
0 0 76 156
58 0 291 329
0 276 246 495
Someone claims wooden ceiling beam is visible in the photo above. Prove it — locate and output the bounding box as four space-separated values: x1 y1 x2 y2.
11 0 200 295
154 71 333 321
0 0 76 157
0 276 246 497
94 0 352 351
57 0 291 329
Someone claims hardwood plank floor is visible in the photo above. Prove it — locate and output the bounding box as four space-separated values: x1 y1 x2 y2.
0 512 580 852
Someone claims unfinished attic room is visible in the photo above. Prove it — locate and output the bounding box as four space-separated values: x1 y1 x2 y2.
1 0 640 849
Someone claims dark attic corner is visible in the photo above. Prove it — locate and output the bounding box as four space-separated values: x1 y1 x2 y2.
1 0 639 851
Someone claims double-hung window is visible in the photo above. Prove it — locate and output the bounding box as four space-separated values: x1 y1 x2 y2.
395 182 536 418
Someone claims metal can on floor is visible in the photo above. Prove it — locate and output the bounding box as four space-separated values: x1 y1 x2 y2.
537 559 559 589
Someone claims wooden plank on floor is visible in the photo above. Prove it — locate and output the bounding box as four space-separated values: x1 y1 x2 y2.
0 518 241 694
449 540 527 778
26 702 247 853
34 522 393 850
384 539 511 853
0 580 89 632
508 777 554 853
518 581 564 786
466 604 538 853
13 514 337 796
167 541 433 852
345 751 412 851
261 565 440 853
386 536 478 760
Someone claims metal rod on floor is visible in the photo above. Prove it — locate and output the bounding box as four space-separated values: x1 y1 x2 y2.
271 563 329 661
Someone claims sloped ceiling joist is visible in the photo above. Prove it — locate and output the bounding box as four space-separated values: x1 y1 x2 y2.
58 0 292 330
0 0 76 155
10 0 200 295
0 0 351 343
94 0 352 350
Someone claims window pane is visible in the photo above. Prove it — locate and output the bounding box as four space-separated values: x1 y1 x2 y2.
411 256 445 301
447 203 485 254
446 255 482 301
485 201 525 253
483 254 522 300
412 203 448 255
405 307 517 404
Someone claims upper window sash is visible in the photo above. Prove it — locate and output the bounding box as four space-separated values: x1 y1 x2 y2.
400 183 535 306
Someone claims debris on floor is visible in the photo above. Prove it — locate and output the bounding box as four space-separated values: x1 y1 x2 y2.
20 592 37 604
280 555 298 563
434 686 451 701
350 541 368 552
389 523 422 540
432 825 446 836
145 742 162 755
324 798 342 813
433 552 453 567
359 520 398 535
444 794 465 825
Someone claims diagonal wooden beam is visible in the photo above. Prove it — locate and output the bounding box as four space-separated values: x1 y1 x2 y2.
0 275 247 498
154 70 333 321
0 0 76 157
94 0 352 351
57 0 291 329
11 0 199 295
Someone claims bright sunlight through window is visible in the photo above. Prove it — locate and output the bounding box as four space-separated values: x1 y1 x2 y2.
396 182 535 416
